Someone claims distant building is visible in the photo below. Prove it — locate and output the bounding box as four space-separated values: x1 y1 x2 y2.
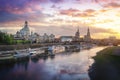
43 33 49 42
73 27 80 41
14 21 55 43
107 36 117 45
30 32 40 43
49 34 55 42
109 36 116 40
60 36 73 42
42 33 55 42
14 21 30 40
84 27 91 42
30 33 55 43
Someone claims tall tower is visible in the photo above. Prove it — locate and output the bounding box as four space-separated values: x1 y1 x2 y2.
75 27 80 38
85 27 91 42
87 27 90 38
74 27 80 41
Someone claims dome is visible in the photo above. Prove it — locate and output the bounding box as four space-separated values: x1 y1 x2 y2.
19 21 30 36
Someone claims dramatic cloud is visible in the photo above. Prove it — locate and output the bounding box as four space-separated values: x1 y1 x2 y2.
73 13 94 17
104 2 120 8
60 8 80 16
84 9 95 13
0 0 45 23
59 8 96 17
75 9 95 17
0 0 120 38
50 0 64 3
1 0 46 14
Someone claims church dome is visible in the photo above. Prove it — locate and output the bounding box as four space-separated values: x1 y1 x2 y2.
20 21 30 36
22 21 30 31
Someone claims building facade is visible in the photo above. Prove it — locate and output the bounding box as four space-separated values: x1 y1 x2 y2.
30 32 40 43
30 33 55 43
14 21 30 40
14 21 55 43
60 36 73 42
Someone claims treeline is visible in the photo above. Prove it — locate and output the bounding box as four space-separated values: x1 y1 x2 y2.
0 31 14 44
0 31 30 45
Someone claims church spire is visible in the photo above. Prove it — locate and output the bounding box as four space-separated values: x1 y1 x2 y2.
74 26 80 41
87 27 90 37
75 26 80 37
77 26 79 33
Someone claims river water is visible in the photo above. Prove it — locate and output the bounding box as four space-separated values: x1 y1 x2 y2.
0 47 105 80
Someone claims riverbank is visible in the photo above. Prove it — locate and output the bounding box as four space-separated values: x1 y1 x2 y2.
0 43 62 51
89 46 120 80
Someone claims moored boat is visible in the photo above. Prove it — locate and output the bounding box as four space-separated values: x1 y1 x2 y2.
65 45 80 52
14 51 29 59
48 46 55 56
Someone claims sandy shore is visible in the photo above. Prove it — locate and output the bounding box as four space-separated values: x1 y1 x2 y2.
89 46 120 80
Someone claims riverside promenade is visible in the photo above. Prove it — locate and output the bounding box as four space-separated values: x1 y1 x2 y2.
0 42 82 53
0 43 63 52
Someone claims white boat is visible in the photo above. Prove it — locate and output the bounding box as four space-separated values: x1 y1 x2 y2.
28 48 44 57
65 45 80 52
27 48 37 57
29 50 37 55
14 51 29 58
53 45 65 53
48 46 55 56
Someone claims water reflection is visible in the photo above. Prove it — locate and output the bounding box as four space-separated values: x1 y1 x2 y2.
0 47 105 80
31 58 39 63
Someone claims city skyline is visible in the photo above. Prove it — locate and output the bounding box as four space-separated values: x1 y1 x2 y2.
0 0 120 39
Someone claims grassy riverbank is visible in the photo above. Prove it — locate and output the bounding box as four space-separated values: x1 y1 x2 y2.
89 46 120 80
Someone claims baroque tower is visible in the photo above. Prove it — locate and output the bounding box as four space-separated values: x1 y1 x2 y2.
87 27 91 39
84 27 91 42
74 27 80 41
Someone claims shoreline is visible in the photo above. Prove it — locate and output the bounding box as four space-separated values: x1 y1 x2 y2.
0 43 62 51
89 46 120 80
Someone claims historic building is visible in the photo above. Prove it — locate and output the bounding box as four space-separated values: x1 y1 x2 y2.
75 28 80 41
42 33 55 42
49 34 55 42
84 28 91 42
30 33 55 43
30 32 40 43
14 21 30 40
14 21 55 43
73 27 80 41
60 36 73 42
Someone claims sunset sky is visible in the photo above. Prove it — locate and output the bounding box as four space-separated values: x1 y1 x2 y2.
0 0 120 39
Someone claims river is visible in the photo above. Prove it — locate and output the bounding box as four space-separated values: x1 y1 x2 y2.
0 47 105 80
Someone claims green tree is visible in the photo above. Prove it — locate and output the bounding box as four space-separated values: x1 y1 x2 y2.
0 31 14 45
